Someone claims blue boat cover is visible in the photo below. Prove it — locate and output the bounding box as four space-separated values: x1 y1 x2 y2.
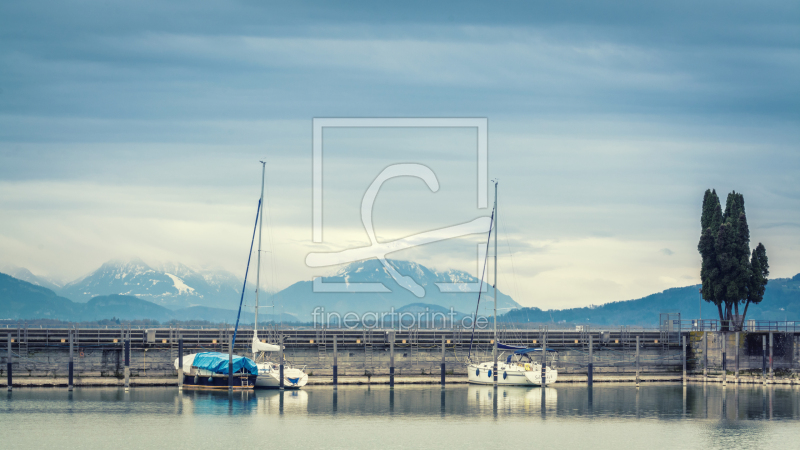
497 343 527 350
192 352 258 375
513 347 557 354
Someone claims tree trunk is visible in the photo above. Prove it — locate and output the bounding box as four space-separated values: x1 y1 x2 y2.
740 300 751 331
717 303 724 322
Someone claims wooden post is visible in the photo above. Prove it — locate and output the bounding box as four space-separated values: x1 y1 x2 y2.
124 334 130 391
682 335 687 386
440 336 445 386
68 329 74 391
333 335 338 388
722 332 727 386
769 332 774 383
6 332 11 391
279 333 284 390
389 331 395 388
635 335 640 387
735 331 739 383
178 337 183 390
588 332 593 385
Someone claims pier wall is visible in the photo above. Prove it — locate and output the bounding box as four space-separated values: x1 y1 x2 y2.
1 328 798 382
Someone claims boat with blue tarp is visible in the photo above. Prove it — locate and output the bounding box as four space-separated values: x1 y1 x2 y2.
175 352 259 390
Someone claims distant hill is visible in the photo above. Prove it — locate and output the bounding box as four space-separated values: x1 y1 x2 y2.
500 273 800 326
0 272 81 321
0 264 63 292
0 273 273 324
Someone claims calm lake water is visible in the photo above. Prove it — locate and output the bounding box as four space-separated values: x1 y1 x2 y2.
3 384 800 449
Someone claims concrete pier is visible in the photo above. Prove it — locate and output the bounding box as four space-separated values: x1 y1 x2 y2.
1 327 798 387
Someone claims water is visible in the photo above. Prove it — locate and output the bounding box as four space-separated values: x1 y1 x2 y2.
3 384 799 449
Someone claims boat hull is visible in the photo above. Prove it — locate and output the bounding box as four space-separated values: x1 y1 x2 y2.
254 363 308 389
181 374 257 390
468 363 558 386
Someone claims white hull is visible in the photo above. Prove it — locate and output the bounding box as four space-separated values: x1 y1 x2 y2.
254 362 308 389
468 362 557 386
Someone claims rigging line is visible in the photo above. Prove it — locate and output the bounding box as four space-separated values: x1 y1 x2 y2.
499 219 521 306
262 163 279 329
468 207 495 360
232 198 262 356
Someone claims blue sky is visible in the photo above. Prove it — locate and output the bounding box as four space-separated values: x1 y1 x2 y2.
1 1 798 309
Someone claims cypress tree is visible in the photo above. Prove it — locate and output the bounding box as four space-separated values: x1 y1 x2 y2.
697 190 768 330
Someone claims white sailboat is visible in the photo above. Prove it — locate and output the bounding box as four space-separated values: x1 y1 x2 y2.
467 180 558 387
251 161 308 389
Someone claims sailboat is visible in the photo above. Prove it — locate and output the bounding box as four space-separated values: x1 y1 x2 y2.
251 161 308 389
466 180 558 386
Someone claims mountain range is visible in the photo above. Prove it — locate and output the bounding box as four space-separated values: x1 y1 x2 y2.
1 257 799 326
58 258 245 309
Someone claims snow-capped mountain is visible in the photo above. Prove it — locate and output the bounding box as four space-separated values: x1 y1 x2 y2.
272 259 521 321
60 258 244 309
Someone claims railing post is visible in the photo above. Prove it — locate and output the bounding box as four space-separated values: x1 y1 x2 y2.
762 335 767 385
734 331 739 383
68 329 74 391
389 331 395 388
441 336 445 387
333 335 338 388
722 332 727 386
279 333 284 390
178 337 183 391
6 332 11 392
703 332 708 382
541 333 547 386
588 332 594 385
682 335 686 386
769 332 774 383
228 337 233 391
124 333 130 391
635 336 640 387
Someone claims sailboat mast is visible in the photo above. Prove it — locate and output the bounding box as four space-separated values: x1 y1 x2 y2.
493 180 498 387
255 161 266 336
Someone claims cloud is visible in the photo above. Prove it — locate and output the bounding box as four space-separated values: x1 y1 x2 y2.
1 0 798 306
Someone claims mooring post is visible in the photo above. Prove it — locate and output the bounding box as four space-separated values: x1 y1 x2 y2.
7 332 11 391
124 333 130 391
722 332 727 386
333 335 338 388
735 331 740 383
178 337 184 391
762 335 767 385
228 336 233 391
68 329 74 391
588 332 594 385
441 335 446 387
540 332 547 386
635 335 640 387
389 331 395 388
769 332 774 383
279 333 284 390
703 332 708 381
682 335 687 386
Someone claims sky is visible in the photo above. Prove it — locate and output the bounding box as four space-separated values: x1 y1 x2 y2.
0 0 798 310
